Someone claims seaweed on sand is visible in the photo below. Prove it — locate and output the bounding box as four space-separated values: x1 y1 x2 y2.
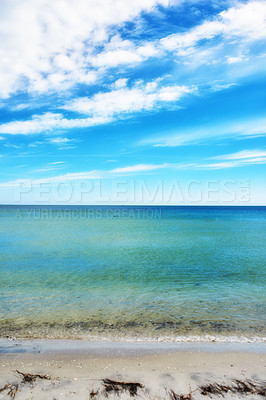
199 382 231 396
169 379 266 400
199 379 266 397
102 378 144 396
0 371 52 399
232 379 266 396
16 370 51 383
90 389 99 399
0 371 53 398
0 383 19 399
169 389 192 400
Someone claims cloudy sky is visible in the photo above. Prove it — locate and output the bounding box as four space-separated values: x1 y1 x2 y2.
0 0 265 204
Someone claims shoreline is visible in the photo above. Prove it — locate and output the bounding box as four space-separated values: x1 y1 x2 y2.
1 337 266 356
1 330 265 344
0 339 265 399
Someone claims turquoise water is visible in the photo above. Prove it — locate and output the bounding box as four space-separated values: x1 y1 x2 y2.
0 206 265 341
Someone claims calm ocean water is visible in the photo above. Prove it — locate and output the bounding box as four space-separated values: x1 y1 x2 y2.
0 206 265 342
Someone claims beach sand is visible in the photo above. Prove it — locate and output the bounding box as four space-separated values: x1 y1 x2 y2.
0 340 265 399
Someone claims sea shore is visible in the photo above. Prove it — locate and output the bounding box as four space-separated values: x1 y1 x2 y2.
0 339 265 399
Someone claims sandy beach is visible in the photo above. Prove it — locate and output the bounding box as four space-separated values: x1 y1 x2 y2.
0 340 265 399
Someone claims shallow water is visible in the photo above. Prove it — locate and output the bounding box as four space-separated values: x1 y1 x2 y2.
0 206 265 341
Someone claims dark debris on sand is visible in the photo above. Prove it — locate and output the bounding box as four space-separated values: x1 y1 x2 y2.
16 370 51 384
90 389 99 399
0 372 265 399
0 383 19 399
199 379 266 397
233 379 266 396
169 379 266 400
169 389 192 400
0 370 52 399
102 378 144 397
200 382 231 396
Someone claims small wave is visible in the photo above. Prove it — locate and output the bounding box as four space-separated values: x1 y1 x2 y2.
39 333 266 344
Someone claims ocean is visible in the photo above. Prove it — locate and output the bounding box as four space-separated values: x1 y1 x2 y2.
0 205 265 342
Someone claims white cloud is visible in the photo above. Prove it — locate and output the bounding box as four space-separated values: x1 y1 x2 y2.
0 112 112 135
220 1 266 40
0 80 193 135
159 0 266 74
231 118 266 137
198 156 266 170
143 117 266 147
32 167 62 173
0 163 172 187
148 130 208 147
210 82 238 92
197 161 240 170
212 149 266 160
63 81 193 117
195 149 266 170
161 1 266 56
91 36 160 68
48 137 72 144
112 78 128 89
111 163 168 173
28 141 45 148
0 0 172 98
2 152 266 188
91 49 142 68
0 113 64 135
0 170 102 187
1 0 264 100
226 55 248 64
161 20 223 52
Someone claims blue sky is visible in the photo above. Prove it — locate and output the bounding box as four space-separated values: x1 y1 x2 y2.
0 0 265 204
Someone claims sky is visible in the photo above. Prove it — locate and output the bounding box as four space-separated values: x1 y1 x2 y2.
0 0 265 205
